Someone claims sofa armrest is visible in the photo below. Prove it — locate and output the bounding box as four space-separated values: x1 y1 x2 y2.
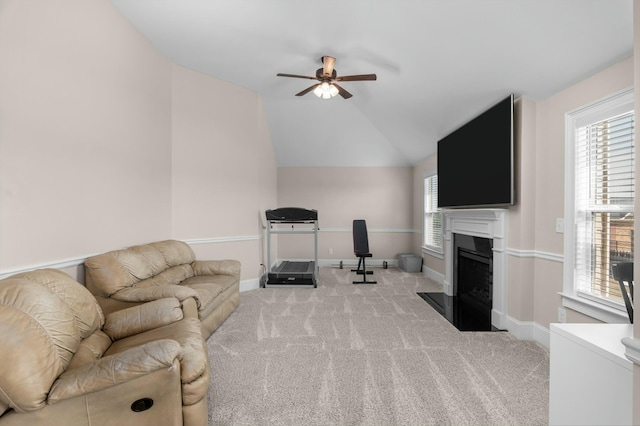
181 297 199 319
48 340 181 404
103 298 184 340
192 259 241 278
112 284 201 308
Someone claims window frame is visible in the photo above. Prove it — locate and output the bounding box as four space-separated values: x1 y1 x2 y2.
562 88 634 323
423 173 443 257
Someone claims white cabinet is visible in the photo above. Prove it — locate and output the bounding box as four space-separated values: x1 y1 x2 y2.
549 323 633 425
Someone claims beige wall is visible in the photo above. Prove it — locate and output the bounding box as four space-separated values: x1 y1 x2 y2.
276 167 414 264
505 97 537 321
0 0 172 267
171 65 277 280
509 97 537 250
0 0 277 284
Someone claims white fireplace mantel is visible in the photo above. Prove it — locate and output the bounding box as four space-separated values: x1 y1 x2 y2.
442 208 508 330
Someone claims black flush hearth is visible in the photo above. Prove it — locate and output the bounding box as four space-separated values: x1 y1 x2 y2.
419 234 500 332
418 292 495 331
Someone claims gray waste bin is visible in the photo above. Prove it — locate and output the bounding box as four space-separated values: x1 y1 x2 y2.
401 254 422 273
397 253 412 270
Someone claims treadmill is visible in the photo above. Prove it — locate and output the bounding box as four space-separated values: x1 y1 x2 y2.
265 207 318 288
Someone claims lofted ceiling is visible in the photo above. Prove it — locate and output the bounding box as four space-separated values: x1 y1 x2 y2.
110 0 633 167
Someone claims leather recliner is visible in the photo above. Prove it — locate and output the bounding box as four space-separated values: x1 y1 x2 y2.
0 269 210 426
84 239 240 339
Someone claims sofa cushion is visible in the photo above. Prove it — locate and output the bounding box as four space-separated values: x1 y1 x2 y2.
85 241 197 297
84 244 167 297
85 254 134 297
117 244 167 281
150 240 196 267
181 274 237 317
13 269 104 339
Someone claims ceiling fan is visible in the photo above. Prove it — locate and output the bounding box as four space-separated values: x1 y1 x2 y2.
277 56 377 99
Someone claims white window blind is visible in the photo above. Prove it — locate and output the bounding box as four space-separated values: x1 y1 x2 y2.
574 109 634 306
424 175 443 251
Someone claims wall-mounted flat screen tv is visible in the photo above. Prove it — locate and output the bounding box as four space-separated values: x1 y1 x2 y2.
437 94 514 208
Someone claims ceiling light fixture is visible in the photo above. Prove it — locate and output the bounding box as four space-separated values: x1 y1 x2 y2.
313 82 339 99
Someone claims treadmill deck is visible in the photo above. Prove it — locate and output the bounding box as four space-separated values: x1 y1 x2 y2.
266 261 316 287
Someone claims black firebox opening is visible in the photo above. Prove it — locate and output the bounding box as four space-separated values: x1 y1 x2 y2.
418 234 501 332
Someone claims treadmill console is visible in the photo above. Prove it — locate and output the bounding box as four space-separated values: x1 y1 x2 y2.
266 207 318 222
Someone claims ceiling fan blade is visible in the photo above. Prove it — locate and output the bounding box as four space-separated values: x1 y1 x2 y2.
295 84 320 96
335 74 377 82
277 73 318 80
332 83 352 99
321 56 336 77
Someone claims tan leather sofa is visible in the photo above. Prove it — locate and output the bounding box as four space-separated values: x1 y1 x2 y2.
0 268 210 426
84 239 240 338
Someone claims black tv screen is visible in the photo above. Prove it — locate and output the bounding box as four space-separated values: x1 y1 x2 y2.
437 94 514 208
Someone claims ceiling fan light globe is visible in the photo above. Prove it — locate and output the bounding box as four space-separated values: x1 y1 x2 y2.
313 82 338 99
313 85 323 97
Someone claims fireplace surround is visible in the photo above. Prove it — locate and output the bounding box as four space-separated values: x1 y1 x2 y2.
419 209 508 331
444 209 508 329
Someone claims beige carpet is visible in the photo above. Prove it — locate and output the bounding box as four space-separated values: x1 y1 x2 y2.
206 267 549 425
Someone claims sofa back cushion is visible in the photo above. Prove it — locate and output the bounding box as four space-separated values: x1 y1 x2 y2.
13 269 104 340
0 277 80 412
150 240 196 267
85 240 196 297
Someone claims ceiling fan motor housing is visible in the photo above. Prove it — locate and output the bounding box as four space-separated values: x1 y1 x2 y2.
277 56 376 99
316 68 337 80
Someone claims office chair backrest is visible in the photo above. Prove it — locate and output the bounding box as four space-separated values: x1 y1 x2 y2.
353 220 370 255
612 261 634 323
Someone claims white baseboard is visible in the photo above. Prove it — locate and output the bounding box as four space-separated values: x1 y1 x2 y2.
240 278 260 292
422 266 444 284
504 315 550 348
532 322 551 348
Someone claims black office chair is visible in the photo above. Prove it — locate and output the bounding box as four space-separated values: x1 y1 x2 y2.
612 262 634 323
352 219 376 284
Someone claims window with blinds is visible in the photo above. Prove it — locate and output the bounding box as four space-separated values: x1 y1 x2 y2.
424 175 443 252
574 108 634 307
